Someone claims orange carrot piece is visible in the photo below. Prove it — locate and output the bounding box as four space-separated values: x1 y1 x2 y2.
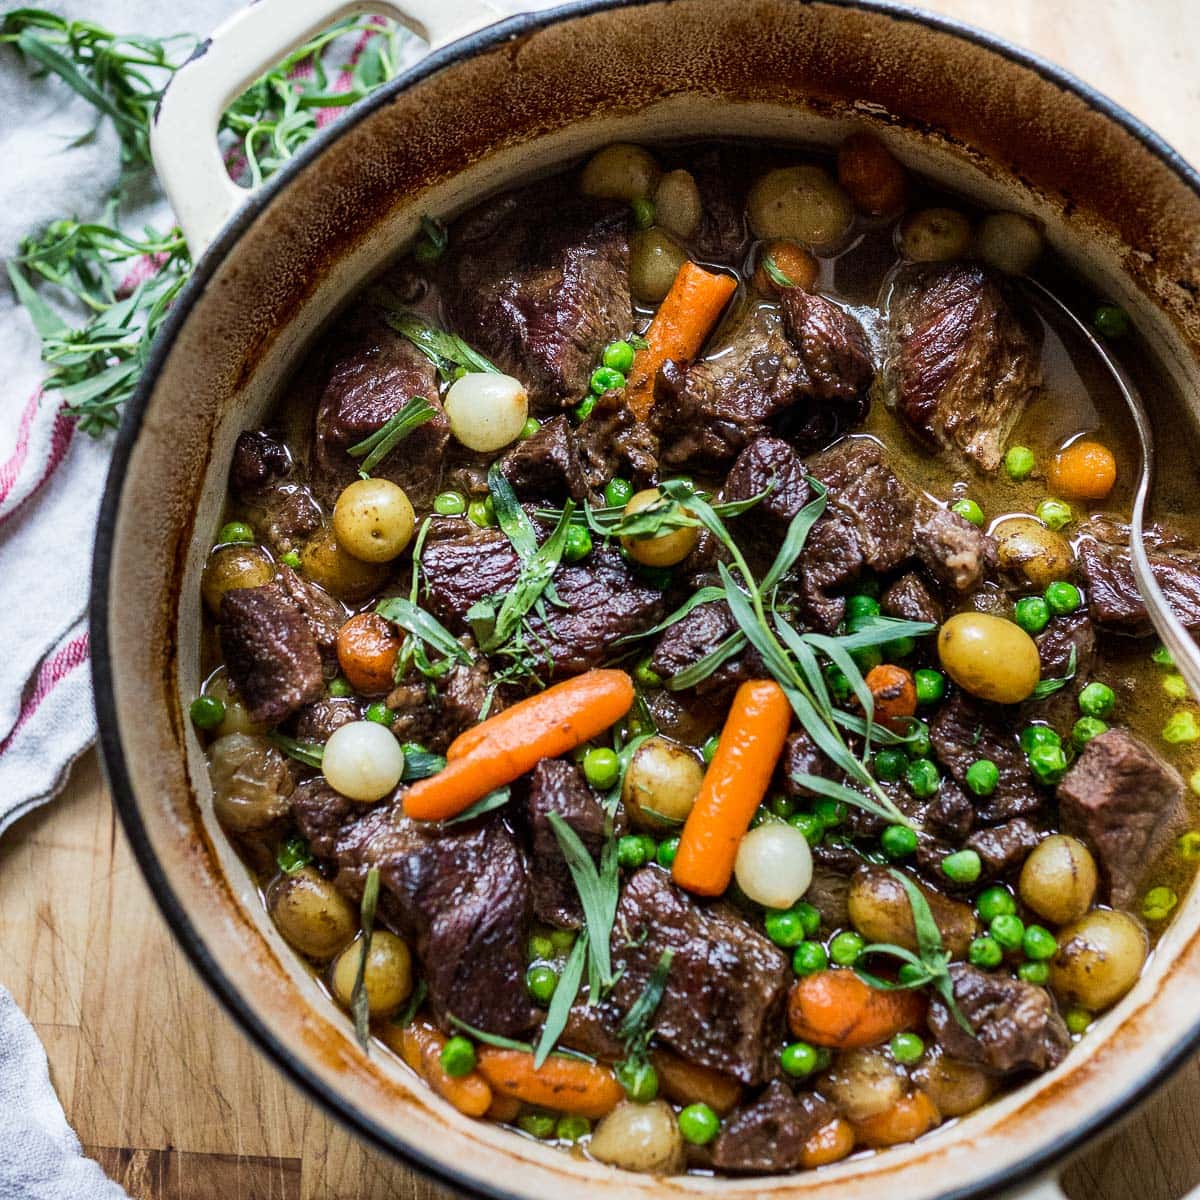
864 664 917 731
475 1047 624 1120
385 1020 494 1118
626 261 737 421
801 1116 857 1168
336 612 400 695
787 970 926 1049
852 1089 940 1148
672 679 792 896
405 669 634 821
650 1049 743 1116
1047 440 1117 500
753 240 819 296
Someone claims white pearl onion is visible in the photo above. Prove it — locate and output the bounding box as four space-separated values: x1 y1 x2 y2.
444 372 529 452
322 720 405 802
734 822 813 909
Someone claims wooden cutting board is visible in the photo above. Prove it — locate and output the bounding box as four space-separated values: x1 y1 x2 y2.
3 2 1200 1197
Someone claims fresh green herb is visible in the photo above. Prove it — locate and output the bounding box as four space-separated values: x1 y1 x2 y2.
443 786 511 826
346 396 436 477
399 745 447 781
761 253 796 289
275 835 312 875
447 1014 592 1061
350 867 381 1051
391 977 427 1028
853 869 973 1034
413 214 448 263
267 731 325 769
1030 645 1078 699
534 933 588 1067
381 310 499 381
375 596 472 673
613 585 726 647
612 948 674 1087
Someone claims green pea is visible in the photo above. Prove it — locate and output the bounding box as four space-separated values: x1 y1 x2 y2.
519 417 542 440
780 1041 820 1077
1072 716 1108 748
604 477 635 507
556 1114 591 1142
655 837 680 868
518 1111 557 1139
364 700 392 725
280 549 302 569
794 902 821 938
850 644 883 673
1020 724 1061 755
440 1036 477 1077
702 734 720 764
189 695 225 730
1014 596 1051 635
582 747 620 790
913 669 946 706
1065 1006 1094 1034
825 665 853 703
889 1032 925 1064
951 498 985 528
906 720 931 759
885 635 917 660
906 757 940 799
617 834 650 869
1028 741 1069 784
898 962 927 986
969 935 1003 968
467 497 496 528
616 1057 658 1103
1162 673 1189 700
1044 581 1082 615
1004 445 1036 481
434 490 467 517
1036 498 1073 531
846 594 881 621
881 824 918 860
328 676 353 698
1152 644 1174 667
1092 304 1130 338
767 795 795 820
813 798 846 827
1163 709 1200 744
602 340 636 373
573 395 597 422
1142 885 1178 921
526 964 559 1004
941 849 982 884
976 886 1017 922
829 930 865 966
1023 924 1058 961
631 197 656 230
788 813 824 844
965 759 1000 797
563 524 592 563
218 520 255 545
633 657 663 689
764 909 806 948
874 748 908 782
550 928 576 952
677 1103 720 1146
792 941 828 976
990 914 1025 950
529 933 555 960
591 366 626 395
1179 830 1200 860
1018 960 1050 985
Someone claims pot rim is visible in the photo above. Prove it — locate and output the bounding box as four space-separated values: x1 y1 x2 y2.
90 1 1200 1196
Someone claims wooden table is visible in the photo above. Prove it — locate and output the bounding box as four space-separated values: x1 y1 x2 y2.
4 3 1200 1197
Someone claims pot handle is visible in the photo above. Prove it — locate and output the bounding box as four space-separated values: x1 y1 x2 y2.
150 0 503 255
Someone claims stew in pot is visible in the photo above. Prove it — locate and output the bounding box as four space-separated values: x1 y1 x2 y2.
191 134 1200 1175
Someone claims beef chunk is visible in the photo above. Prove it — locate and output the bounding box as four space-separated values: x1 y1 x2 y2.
293 695 362 742
689 148 749 263
1076 516 1200 636
966 818 1042 878
886 262 1042 472
930 693 1043 823
338 806 536 1035
650 291 873 471
498 415 589 501
232 430 294 494
1023 612 1096 735
230 431 323 554
443 186 631 411
599 869 790 1084
290 777 359 860
913 502 995 592
219 584 324 725
779 730 838 799
522 759 608 928
573 387 659 489
882 571 944 625
710 1081 834 1174
311 314 448 507
722 437 813 524
930 963 1069 1074
650 601 745 694
421 530 663 677
386 649 493 753
921 777 976 842
276 565 347 674
804 865 851 929
1058 727 1187 908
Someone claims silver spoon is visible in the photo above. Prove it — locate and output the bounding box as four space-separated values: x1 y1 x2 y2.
1023 277 1200 697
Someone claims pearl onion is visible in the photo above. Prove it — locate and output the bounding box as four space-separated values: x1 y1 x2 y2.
734 822 813 909
444 372 528 452
322 720 405 802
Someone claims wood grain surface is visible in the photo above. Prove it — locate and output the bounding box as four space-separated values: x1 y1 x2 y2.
3 3 1200 1198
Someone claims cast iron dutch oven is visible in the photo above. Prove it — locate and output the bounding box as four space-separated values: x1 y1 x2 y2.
91 1 1200 1197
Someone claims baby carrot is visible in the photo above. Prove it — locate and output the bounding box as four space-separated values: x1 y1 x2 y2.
384 1020 494 1118
671 679 791 896
405 669 635 821
475 1046 624 1119
864 664 917 731
1047 439 1117 500
626 260 737 421
787 969 926 1049
336 612 400 695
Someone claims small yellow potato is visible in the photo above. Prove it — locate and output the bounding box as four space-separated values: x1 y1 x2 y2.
1051 909 1148 1011
992 516 1075 590
654 169 703 239
589 1100 685 1174
203 671 268 737
202 544 274 614
268 866 357 961
622 736 704 831
333 478 415 563
748 165 854 249
1019 835 1098 926
974 211 1044 275
735 822 813 910
820 1047 906 1123
299 525 389 603
330 930 413 1017
323 720 406 802
848 867 978 959
630 229 688 304
937 612 1041 704
580 143 661 202
899 207 972 262
444 372 529 452
912 1045 996 1118
207 732 293 834
620 488 699 567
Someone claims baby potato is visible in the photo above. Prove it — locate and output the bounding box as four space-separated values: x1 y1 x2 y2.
333 478 415 563
203 671 267 737
580 143 661 202
201 544 274 614
622 736 704 831
207 733 293 834
1051 909 1148 1011
1019 835 1098 926
992 516 1075 590
630 228 689 303
820 1047 906 1123
975 211 1044 275
837 131 907 217
620 488 699 567
899 207 972 262
299 525 389 603
654 169 703 239
748 165 854 249
589 1100 684 1174
911 1044 995 1118
848 867 978 959
937 611 1041 704
330 930 413 1017
268 866 358 961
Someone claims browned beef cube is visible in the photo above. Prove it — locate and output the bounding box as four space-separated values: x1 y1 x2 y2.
1076 516 1200 636
778 729 839 799
1021 611 1096 736
293 695 362 742
710 1081 834 1174
1058 727 1186 908
966 818 1043 878
882 571 944 625
722 437 813 524
230 430 323 555
498 414 589 501
385 650 494 753
276 564 346 674
443 185 631 412
929 963 1069 1075
231 429 293 494
650 601 746 695
886 262 1042 471
572 388 659 490
219 584 324 725
912 502 995 593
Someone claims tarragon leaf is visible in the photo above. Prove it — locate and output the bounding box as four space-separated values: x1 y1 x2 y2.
346 396 436 477
443 786 511 826
267 732 324 769
375 597 471 664
534 933 588 1068
350 867 381 1051
1031 644 1078 699
547 812 617 993
383 310 498 380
